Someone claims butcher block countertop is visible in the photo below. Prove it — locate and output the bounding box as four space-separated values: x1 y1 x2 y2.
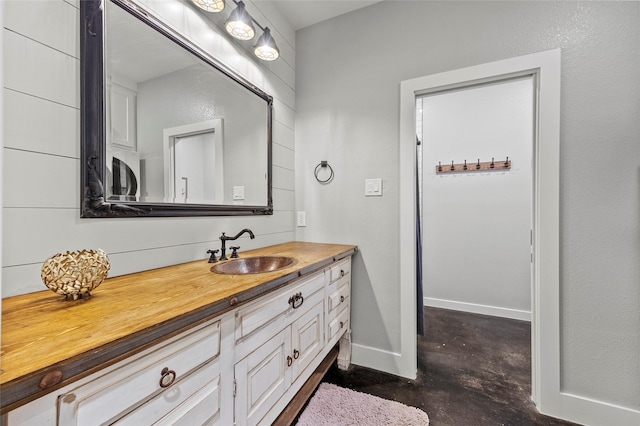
0 241 357 412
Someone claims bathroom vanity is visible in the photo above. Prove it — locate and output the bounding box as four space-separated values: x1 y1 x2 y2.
0 242 356 425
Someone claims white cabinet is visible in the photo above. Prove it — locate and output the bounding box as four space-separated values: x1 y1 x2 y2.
108 82 137 150
7 319 223 426
326 258 352 369
57 320 221 426
233 270 326 426
6 257 352 426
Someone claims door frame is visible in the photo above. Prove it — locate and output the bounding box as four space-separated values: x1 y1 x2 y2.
163 119 224 203
398 49 560 412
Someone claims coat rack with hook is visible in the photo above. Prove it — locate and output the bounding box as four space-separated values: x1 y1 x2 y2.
436 157 511 174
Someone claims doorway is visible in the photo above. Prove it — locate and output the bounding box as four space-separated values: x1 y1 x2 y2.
418 76 534 321
399 50 561 412
163 119 224 204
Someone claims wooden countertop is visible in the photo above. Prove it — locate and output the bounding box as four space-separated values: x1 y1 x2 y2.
0 241 357 412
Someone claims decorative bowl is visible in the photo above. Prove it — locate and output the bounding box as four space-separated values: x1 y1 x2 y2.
41 249 110 300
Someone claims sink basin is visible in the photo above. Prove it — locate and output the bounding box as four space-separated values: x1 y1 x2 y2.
210 256 297 275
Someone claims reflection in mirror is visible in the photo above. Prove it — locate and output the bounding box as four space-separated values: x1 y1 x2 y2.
80 0 273 217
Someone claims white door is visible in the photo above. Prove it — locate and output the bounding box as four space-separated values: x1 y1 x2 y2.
174 131 216 204
163 119 224 204
420 76 534 320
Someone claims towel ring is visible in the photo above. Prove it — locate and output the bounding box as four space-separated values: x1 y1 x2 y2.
314 161 334 184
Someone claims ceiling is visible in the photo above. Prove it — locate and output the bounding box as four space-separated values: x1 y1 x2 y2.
266 0 383 31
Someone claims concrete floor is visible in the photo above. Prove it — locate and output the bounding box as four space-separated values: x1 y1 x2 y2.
320 307 581 426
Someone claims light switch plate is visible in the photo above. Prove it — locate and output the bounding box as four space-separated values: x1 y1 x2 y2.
233 186 245 200
365 178 383 196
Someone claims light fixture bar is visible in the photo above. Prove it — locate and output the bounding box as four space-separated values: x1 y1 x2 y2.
196 0 280 61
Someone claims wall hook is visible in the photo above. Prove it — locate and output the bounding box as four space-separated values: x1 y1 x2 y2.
436 157 511 174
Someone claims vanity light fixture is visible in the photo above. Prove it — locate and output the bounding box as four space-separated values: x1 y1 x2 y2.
254 27 279 61
192 0 224 13
193 0 280 61
225 1 255 41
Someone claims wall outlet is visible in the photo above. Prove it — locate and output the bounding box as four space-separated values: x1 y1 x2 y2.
297 211 306 227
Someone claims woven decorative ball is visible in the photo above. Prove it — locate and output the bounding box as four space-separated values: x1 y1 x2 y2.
41 249 110 300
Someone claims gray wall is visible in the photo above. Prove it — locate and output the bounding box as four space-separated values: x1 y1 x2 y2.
2 0 296 297
295 0 639 412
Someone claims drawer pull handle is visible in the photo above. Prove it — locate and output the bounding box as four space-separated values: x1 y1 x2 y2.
340 295 345 303
288 292 304 309
340 270 345 277
287 356 293 367
159 367 177 388
293 349 300 359
340 321 344 329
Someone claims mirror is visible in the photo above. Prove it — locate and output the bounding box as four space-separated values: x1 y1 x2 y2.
80 0 273 217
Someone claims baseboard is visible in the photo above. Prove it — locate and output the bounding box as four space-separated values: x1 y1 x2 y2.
351 343 407 378
543 391 640 426
424 297 531 322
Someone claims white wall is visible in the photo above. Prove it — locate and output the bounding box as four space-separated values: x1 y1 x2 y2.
421 77 533 321
0 1 4 341
2 0 296 297
295 0 639 419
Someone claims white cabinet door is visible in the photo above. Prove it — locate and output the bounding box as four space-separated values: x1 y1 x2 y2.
291 302 324 382
234 328 291 426
109 83 137 150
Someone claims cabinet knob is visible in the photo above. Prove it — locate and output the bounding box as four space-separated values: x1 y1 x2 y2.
340 321 344 329
159 367 177 388
287 356 293 367
340 270 345 277
340 295 345 303
39 370 63 389
293 349 300 360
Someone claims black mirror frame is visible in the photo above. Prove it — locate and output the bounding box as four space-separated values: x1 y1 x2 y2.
80 0 274 218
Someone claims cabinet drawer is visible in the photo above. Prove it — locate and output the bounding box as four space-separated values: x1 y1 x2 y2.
328 306 350 346
329 258 350 284
235 271 324 343
114 360 220 426
58 320 221 426
327 281 350 319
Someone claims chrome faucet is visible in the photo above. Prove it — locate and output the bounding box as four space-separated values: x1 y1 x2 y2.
219 228 255 260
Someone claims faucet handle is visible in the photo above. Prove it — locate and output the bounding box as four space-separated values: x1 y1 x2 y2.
206 249 219 263
230 246 240 258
